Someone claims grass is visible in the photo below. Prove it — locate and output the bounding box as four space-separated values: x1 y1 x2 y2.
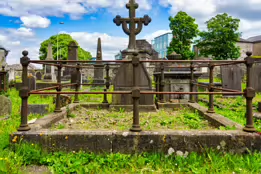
52 107 214 131
1 143 261 174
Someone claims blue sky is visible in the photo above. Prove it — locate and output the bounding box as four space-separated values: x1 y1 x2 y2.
0 0 261 65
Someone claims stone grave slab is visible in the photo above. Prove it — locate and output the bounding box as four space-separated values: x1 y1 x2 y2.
221 65 243 97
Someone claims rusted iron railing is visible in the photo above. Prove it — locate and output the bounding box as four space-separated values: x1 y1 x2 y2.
17 51 257 133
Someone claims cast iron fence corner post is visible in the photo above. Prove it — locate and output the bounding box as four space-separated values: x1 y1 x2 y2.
160 62 165 103
74 63 80 103
189 62 195 103
54 62 62 112
207 62 215 113
18 51 31 131
102 64 110 104
243 51 256 132
130 52 142 132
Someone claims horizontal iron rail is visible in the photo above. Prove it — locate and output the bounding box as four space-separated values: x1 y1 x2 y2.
30 86 59 93
29 60 131 63
194 83 242 92
28 91 244 95
29 91 132 95
141 91 244 95
140 60 246 63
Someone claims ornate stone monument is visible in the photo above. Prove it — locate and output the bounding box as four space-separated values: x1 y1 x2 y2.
93 38 104 86
112 0 154 106
43 43 56 82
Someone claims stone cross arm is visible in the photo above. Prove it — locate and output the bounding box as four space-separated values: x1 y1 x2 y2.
113 15 151 36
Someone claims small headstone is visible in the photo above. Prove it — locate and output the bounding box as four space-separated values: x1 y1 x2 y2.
221 65 242 97
36 71 42 80
70 71 82 90
28 75 36 91
251 63 261 92
28 104 49 115
8 68 15 82
0 95 12 117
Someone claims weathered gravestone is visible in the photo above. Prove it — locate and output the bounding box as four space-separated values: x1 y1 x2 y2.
28 75 36 91
28 104 49 115
8 68 15 82
43 43 56 82
251 63 261 92
0 95 12 118
36 71 42 80
111 0 154 106
71 72 82 90
62 41 78 81
93 38 104 87
221 65 243 97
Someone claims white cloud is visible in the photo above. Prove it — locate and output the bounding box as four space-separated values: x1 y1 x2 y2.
70 32 128 59
7 27 35 38
20 15 51 28
0 0 152 20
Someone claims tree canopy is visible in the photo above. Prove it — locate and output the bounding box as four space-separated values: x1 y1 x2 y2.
39 34 92 61
196 13 241 60
167 11 199 60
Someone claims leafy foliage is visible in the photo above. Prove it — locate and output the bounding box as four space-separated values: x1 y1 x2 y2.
167 11 199 60
196 13 241 60
39 34 92 61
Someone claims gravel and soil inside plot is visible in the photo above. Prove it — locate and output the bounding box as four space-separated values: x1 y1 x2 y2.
52 107 216 131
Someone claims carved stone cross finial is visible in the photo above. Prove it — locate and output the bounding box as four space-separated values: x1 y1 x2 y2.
113 0 151 50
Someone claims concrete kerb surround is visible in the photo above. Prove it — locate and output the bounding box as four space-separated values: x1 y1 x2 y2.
10 103 261 153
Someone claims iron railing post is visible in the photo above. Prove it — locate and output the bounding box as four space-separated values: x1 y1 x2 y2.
73 63 80 103
189 62 195 103
54 63 62 112
207 63 215 113
160 62 165 103
243 52 256 132
102 64 110 104
18 51 31 131
130 52 141 132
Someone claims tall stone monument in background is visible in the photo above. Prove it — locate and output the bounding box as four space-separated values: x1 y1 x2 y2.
62 41 78 81
93 38 104 87
112 0 154 106
43 43 56 82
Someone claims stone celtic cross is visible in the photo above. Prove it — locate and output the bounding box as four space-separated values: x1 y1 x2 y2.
113 0 151 50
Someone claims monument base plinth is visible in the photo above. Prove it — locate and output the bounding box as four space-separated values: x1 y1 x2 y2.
43 73 56 82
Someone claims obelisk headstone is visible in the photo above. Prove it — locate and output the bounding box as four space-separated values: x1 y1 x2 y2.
92 38 104 87
43 43 56 82
111 0 154 106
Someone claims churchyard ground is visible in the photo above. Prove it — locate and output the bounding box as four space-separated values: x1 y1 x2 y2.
0 87 261 173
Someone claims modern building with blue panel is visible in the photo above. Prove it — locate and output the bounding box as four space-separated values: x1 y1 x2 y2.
115 52 122 60
151 32 173 59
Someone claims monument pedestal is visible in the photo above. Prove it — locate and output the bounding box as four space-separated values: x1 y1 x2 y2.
92 64 104 87
112 54 154 106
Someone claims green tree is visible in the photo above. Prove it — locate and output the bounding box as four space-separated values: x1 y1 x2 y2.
39 34 92 61
167 11 199 60
196 13 241 60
